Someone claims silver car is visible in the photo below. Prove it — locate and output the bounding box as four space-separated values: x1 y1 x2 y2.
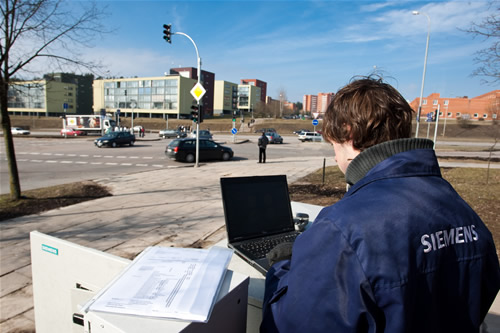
189 130 213 140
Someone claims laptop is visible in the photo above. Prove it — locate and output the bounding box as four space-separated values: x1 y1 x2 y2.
220 175 300 275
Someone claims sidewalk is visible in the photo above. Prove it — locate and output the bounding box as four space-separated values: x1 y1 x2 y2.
0 156 333 332
1 155 499 332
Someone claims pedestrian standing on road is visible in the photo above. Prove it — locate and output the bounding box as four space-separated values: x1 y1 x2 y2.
258 131 269 163
261 76 500 332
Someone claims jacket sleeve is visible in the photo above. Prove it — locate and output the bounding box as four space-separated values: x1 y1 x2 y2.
261 213 384 333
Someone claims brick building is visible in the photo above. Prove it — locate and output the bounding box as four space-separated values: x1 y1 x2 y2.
317 92 334 114
410 90 499 121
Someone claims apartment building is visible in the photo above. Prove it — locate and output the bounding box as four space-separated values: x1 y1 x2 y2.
410 90 499 120
214 80 238 115
317 92 334 114
237 83 262 113
240 79 267 103
303 94 318 113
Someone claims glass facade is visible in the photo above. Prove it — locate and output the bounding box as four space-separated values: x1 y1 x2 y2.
238 86 249 107
104 78 178 110
8 83 45 109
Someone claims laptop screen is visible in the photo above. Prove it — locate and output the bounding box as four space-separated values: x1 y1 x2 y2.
220 175 295 242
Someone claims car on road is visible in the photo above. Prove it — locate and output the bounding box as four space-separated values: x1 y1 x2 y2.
11 127 30 135
266 132 283 144
298 132 323 142
188 130 213 140
61 128 87 136
158 129 186 139
94 131 136 148
165 138 233 163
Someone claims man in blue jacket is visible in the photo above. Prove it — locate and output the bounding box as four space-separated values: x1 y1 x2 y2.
261 77 500 332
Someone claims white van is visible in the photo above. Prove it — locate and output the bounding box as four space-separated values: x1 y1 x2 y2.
298 132 323 142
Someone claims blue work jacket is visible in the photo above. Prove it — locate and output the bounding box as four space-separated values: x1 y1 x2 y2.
261 148 500 332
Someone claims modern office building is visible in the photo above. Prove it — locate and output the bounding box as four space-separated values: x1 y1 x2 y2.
409 90 499 121
240 79 267 103
93 75 197 119
170 67 215 118
214 80 238 115
7 79 78 116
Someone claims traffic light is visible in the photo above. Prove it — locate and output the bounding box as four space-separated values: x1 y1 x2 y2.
198 105 203 123
163 24 172 43
191 105 199 122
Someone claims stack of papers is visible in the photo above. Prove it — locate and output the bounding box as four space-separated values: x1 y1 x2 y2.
84 246 233 323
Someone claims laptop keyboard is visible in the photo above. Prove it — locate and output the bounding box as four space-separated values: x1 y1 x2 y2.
239 233 298 259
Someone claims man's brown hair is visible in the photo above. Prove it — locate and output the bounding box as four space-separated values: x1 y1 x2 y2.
322 76 414 151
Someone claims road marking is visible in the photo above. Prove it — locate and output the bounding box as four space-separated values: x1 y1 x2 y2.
152 164 163 168
18 158 28 161
129 156 139 159
143 157 153 159
105 162 118 165
60 161 73 164
31 159 43 162
67 154 76 157
79 154 89 157
42 153 52 155
116 156 127 159
121 163 132 166
136 163 148 166
30 152 40 155
91 162 103 165
54 153 64 156
76 161 88 164
104 155 113 158
46 160 57 163
93 155 102 158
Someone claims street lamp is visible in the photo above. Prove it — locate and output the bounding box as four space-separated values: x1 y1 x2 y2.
412 10 431 138
130 99 137 132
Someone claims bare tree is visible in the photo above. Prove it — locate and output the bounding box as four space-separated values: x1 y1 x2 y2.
1 0 109 200
464 1 500 84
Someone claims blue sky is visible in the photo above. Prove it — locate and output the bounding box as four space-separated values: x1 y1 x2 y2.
51 1 497 103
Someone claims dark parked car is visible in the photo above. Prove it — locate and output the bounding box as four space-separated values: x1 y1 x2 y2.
165 138 233 163
94 131 136 148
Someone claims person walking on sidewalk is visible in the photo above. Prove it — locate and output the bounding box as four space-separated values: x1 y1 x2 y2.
258 131 269 163
261 76 500 332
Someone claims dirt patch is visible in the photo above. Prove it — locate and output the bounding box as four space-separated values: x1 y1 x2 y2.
0 181 112 221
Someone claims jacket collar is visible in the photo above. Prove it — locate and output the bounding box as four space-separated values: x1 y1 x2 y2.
345 138 435 186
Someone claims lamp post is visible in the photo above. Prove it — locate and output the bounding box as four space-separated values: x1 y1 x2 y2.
173 31 202 168
130 99 137 133
412 10 431 138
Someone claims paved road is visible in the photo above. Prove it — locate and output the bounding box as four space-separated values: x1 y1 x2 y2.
0 134 334 194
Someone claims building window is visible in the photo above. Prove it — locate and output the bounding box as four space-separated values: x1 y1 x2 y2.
423 100 427 105
493 114 497 119
474 113 479 118
444 100 449 105
456 112 461 117
483 114 488 119
433 100 438 105
447 112 452 117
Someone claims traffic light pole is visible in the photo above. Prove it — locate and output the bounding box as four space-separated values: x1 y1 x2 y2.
173 31 202 168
